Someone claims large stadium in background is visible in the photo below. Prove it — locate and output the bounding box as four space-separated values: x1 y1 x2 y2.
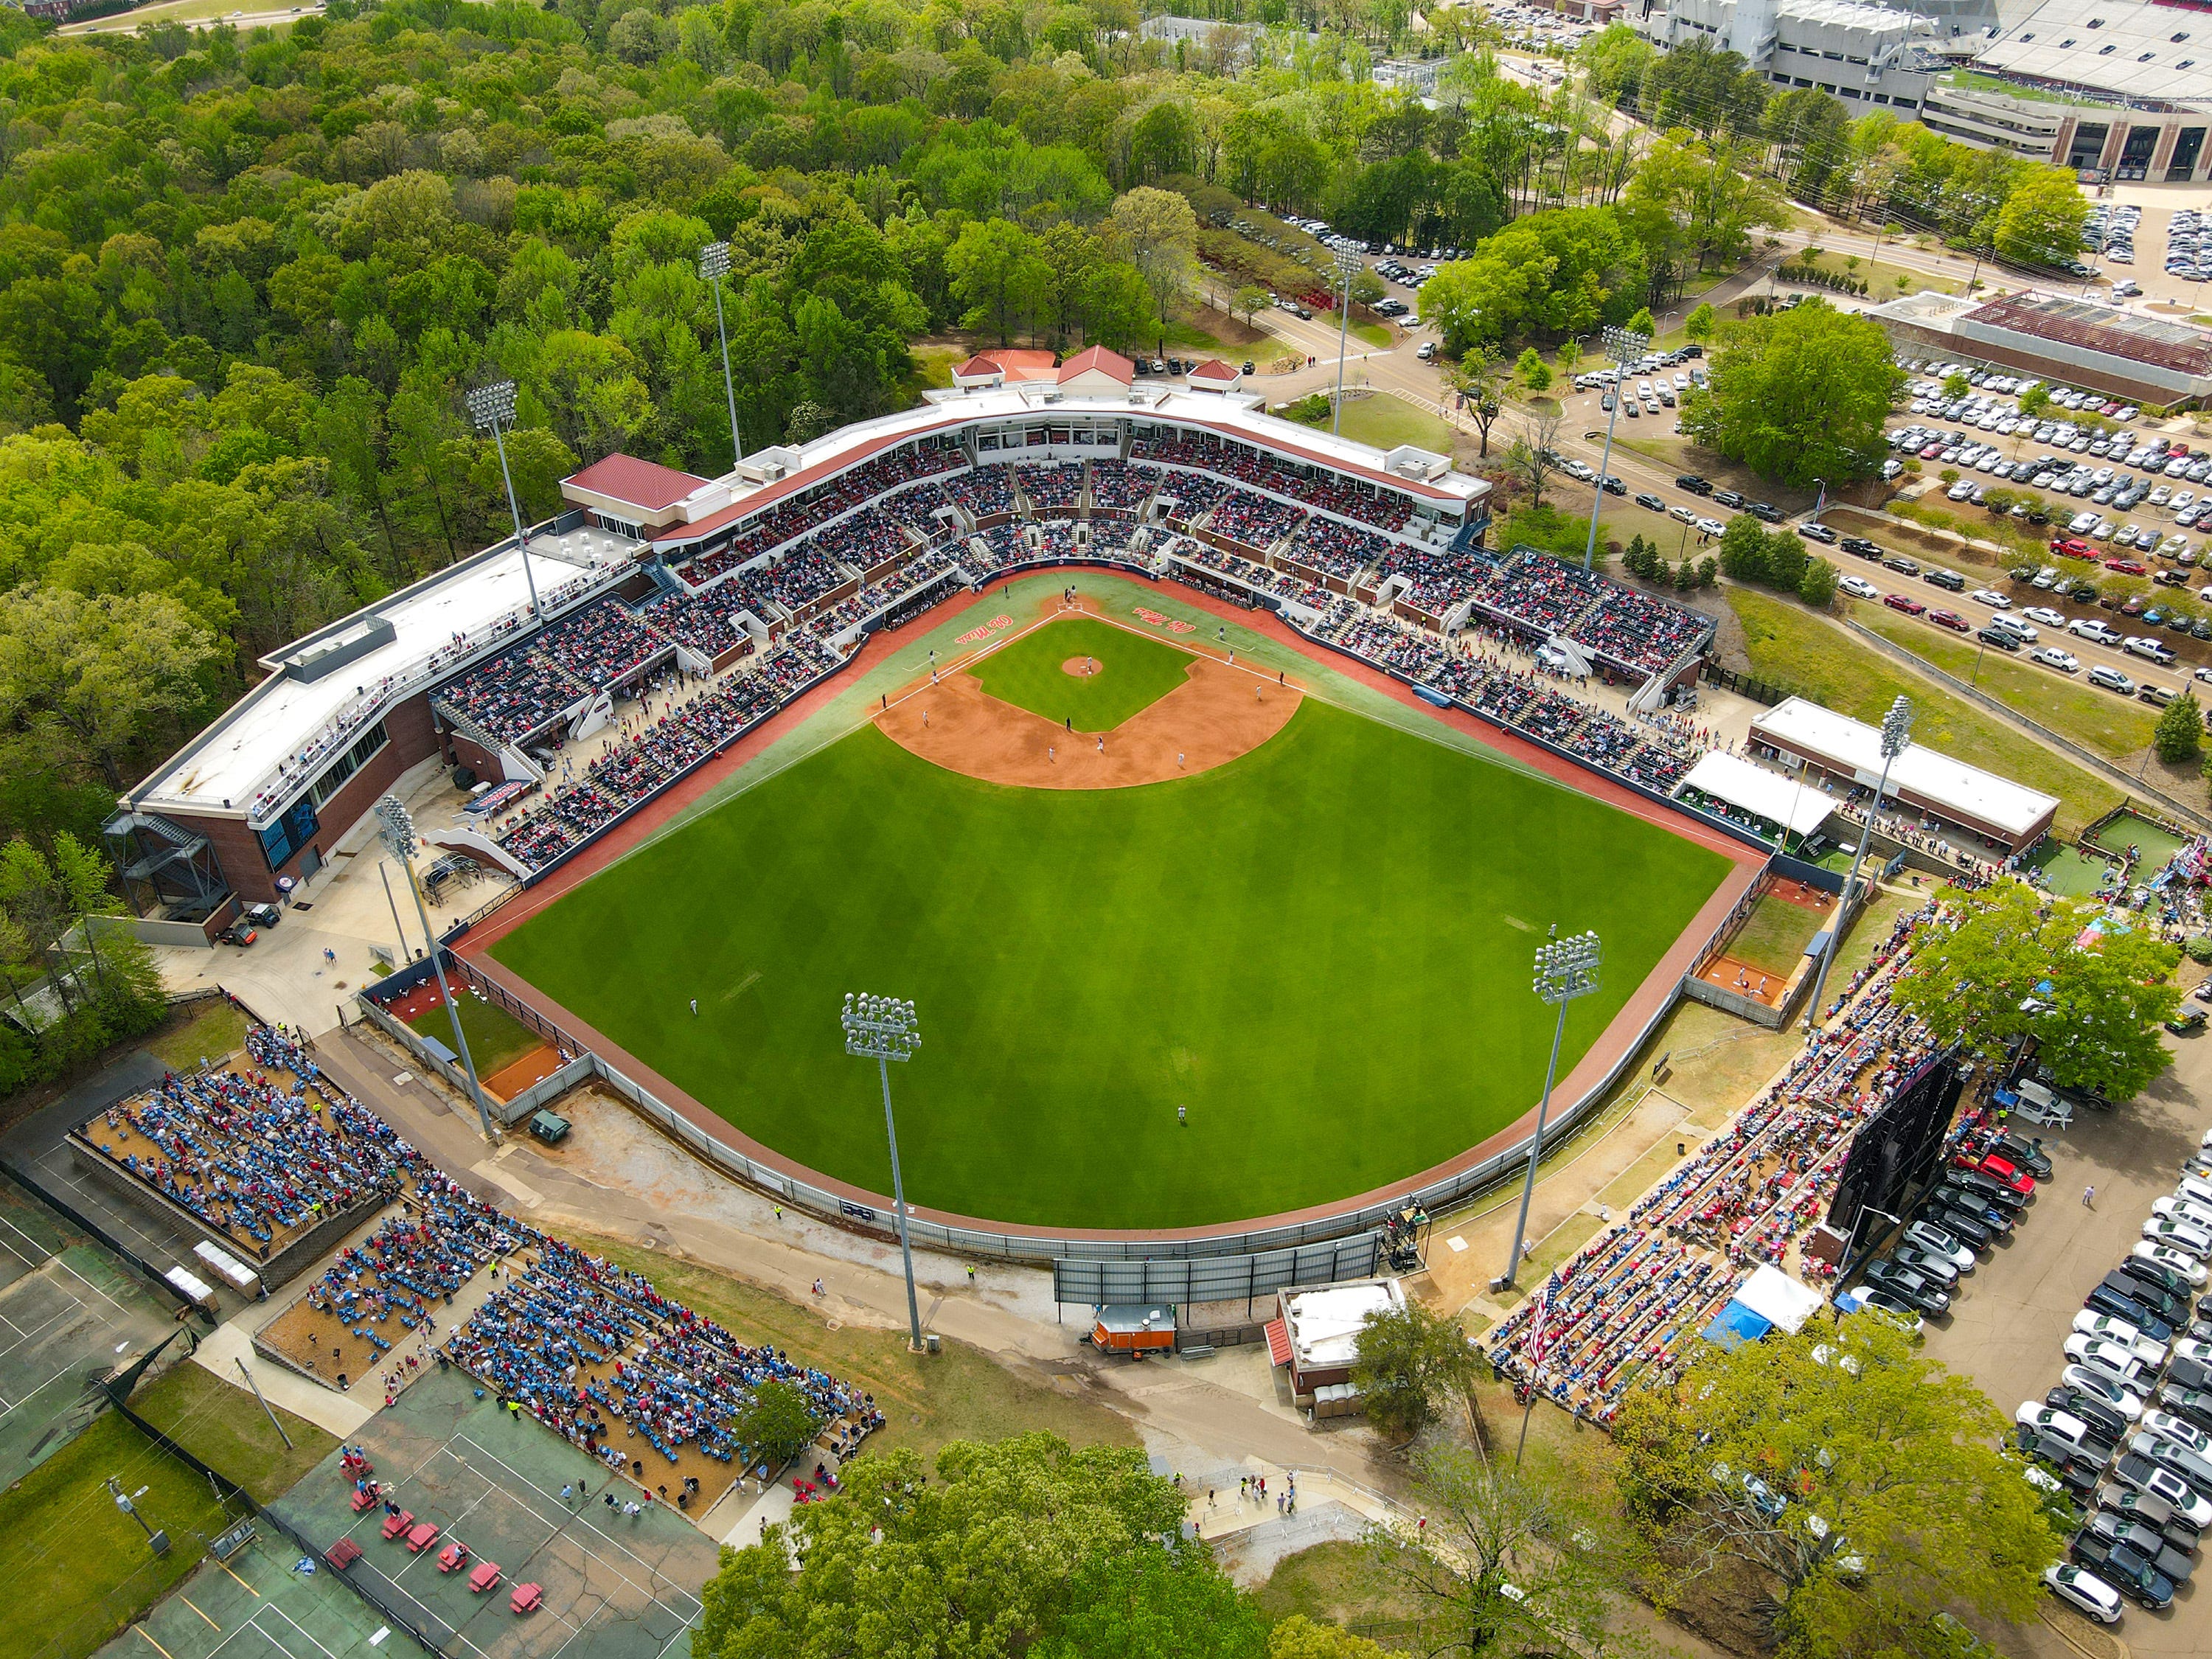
487 676 1735 1232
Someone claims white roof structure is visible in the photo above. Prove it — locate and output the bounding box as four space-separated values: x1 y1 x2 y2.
1969 0 2212 105
1734 1263 1826 1335
1282 1281 1405 1371
128 525 641 828
1750 696 2059 844
1678 751 1837 836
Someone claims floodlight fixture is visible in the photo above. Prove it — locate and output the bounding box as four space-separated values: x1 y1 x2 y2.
376 793 494 1139
843 992 925 1349
700 242 743 469
1581 328 1652 572
467 379 540 619
1499 928 1601 1293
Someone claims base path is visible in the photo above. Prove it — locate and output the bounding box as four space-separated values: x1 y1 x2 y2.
880 654 1300 789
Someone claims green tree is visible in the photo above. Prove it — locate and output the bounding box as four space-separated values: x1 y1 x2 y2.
1374 1445 1649 1659
1993 167 2090 269
732 1380 821 1470
1625 306 1656 338
1350 1300 1481 1439
1234 285 1272 329
948 220 1054 346
1514 347 1552 393
1683 302 1717 344
1266 1615 1388 1659
1613 1315 2059 1659
1503 408 1565 509
1680 302 1904 487
2157 690 2203 764
1443 347 1508 457
1943 371 1972 403
1110 187 1200 334
1349 268 1387 308
1717 512 1770 582
1888 877 2181 1099
692 1433 1262 1659
0 587 220 792
1798 555 1839 608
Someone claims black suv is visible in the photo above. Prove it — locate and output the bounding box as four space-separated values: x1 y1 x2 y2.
1840 537 1880 557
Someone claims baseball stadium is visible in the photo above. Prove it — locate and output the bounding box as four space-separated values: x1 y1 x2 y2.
113 349 1765 1246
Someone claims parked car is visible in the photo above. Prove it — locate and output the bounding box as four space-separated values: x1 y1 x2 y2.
1839 574 1881 600
2043 1563 2124 1624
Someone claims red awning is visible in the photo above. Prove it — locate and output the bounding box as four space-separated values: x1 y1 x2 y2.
1265 1317 1292 1366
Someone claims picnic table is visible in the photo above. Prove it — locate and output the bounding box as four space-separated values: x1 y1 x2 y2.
437 1541 470 1573
511 1582 543 1614
468 1560 502 1594
406 1521 440 1553
381 1509 414 1540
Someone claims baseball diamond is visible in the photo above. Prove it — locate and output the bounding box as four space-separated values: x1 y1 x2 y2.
487 612 1735 1231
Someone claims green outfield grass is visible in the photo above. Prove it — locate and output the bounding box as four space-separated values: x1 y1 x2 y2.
406 987 542 1075
968 617 1195 731
1726 891 1826 976
492 700 1731 1229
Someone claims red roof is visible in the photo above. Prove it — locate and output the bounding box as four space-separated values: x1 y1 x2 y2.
564 453 711 512
1189 358 1239 383
1265 1317 1293 1366
1057 345 1133 386
951 355 1004 380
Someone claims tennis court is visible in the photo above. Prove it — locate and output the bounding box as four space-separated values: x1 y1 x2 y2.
267 1366 717 1659
93 1526 391 1659
0 1172 180 1486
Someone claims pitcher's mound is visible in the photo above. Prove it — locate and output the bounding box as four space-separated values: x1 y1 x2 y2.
1061 657 1098 678
880 655 1300 789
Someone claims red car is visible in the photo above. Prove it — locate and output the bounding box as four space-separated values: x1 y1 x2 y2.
1956 1151 2037 1194
2051 536 2093 559
1883 594 1927 616
1930 609 1970 632
2106 558 2151 577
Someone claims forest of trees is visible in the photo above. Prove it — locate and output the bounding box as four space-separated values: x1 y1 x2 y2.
0 0 2082 873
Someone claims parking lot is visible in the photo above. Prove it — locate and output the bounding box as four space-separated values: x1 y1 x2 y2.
1910 1031 2212 1653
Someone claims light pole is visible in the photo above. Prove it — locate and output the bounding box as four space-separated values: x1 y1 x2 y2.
375 795 495 1141
698 241 744 471
1836 1206 1903 1298
1331 247 1364 438
466 380 541 620
843 992 925 1352
1497 928 1602 1295
108 1477 169 1554
1809 478 1826 524
1580 324 1649 573
1803 695 1913 1031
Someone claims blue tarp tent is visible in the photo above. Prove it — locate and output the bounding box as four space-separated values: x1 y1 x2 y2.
1703 1301 1775 1349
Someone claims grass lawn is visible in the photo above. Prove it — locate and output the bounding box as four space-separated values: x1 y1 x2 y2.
148 1001 247 1072
406 989 542 1076
494 700 1733 1229
968 616 1194 732
2 1407 241 1659
1856 608 2158 762
1350 319 1393 349
2087 809 2191 866
577 1234 1134 1462
1251 1540 1422 1629
1729 588 2123 835
2025 839 2112 897
1334 394 1456 454
129 1360 337 1503
1727 891 1826 976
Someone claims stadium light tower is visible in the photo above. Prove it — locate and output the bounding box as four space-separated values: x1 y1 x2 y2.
1497 928 1601 1295
1802 695 1913 1032
1331 246 1365 438
843 992 925 1352
698 241 744 471
375 794 496 1141
1580 324 1650 573
466 380 541 620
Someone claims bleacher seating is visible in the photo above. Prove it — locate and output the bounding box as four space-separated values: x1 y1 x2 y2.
1206 489 1303 553
535 598 668 692
438 646 584 745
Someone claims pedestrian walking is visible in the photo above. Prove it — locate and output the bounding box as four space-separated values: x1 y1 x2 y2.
966 1264 976 1284
561 1484 574 1503
1178 1105 1186 1125
1096 734 1104 752
2084 1184 2096 1208
690 998 698 1015
1048 745 1055 762
773 1205 782 1221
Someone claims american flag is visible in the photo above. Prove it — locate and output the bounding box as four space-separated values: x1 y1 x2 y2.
1524 1273 1564 1369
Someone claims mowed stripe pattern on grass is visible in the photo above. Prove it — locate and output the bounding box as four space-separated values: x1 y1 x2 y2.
967 616 1196 732
492 701 1732 1229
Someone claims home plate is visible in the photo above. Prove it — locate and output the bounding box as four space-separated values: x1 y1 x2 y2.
1446 1236 1467 1253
